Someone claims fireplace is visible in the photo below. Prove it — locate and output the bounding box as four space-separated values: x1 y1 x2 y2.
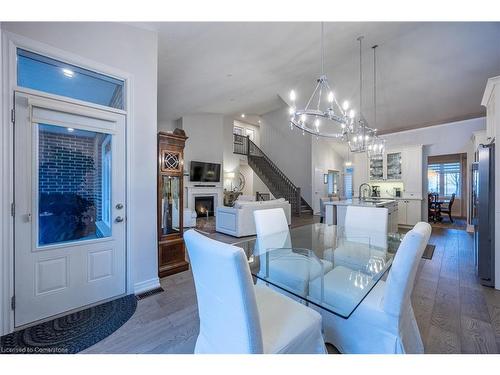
195 196 215 218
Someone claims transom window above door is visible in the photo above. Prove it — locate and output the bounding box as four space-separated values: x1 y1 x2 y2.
17 48 125 109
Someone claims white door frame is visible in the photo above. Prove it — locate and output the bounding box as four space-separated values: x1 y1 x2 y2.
1 31 135 335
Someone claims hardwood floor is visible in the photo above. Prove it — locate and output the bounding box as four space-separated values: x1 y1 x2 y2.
83 219 500 354
412 227 500 353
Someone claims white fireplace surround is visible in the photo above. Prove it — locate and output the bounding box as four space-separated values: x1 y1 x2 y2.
186 186 224 216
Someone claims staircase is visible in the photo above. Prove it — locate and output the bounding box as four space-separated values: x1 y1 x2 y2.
233 134 313 216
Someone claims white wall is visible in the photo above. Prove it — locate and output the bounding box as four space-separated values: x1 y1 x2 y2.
0 22 159 329
382 117 486 220
311 139 345 214
260 105 313 205
181 113 225 191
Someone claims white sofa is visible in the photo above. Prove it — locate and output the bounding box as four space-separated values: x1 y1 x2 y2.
216 198 292 237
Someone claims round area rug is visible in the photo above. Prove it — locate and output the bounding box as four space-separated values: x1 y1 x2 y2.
0 294 137 354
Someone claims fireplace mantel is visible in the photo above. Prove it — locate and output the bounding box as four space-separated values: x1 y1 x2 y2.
185 185 224 215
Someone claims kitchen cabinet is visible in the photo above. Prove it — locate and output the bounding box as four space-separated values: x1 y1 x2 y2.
397 199 422 226
401 146 423 199
352 152 368 196
368 151 403 182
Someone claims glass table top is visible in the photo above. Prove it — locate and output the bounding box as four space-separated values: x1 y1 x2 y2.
235 223 402 318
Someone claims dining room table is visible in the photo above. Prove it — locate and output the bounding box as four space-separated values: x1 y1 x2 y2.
234 223 403 319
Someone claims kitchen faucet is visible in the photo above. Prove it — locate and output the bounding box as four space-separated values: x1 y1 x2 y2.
359 183 371 201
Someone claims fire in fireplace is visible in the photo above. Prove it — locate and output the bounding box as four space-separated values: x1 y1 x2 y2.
194 196 215 218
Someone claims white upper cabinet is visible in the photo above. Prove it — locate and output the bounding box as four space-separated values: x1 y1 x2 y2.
401 145 423 199
352 152 368 197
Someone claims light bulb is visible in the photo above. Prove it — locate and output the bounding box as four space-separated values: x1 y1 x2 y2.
342 100 350 111
328 91 334 103
365 135 370 141
62 68 74 78
241 113 245 118
349 109 356 119
300 114 307 122
289 107 295 115
314 118 320 129
290 90 296 102
341 123 346 129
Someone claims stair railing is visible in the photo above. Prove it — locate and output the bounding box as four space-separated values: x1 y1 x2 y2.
233 134 303 215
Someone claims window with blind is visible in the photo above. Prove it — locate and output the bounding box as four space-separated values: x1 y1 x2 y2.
428 161 461 198
344 167 353 199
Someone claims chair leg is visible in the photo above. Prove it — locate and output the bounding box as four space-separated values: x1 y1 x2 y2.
448 212 453 223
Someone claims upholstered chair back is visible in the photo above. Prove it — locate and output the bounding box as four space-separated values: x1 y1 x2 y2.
383 228 426 317
184 230 264 353
253 208 291 255
344 206 388 249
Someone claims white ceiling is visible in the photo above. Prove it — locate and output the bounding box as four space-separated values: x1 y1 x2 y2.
146 22 500 133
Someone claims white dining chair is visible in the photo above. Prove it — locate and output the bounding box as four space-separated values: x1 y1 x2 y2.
325 206 389 270
309 222 431 354
253 208 333 296
184 229 327 354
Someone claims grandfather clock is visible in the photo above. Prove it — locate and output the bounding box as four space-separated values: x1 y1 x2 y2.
157 129 189 278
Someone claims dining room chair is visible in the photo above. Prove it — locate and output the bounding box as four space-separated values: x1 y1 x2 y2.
439 193 456 223
184 229 327 354
326 205 388 270
253 208 333 297
308 222 431 354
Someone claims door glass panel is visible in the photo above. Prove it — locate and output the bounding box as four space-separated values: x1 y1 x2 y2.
161 176 180 235
38 124 112 246
386 152 402 180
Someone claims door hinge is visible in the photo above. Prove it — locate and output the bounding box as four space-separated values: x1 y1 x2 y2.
11 202 15 217
11 296 15 310
10 108 15 124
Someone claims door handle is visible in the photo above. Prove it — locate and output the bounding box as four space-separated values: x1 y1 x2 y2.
116 203 124 209
115 216 125 223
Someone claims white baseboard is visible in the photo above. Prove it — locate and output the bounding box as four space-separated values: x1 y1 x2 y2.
134 277 161 295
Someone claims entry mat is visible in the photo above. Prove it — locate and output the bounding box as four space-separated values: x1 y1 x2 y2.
0 294 136 354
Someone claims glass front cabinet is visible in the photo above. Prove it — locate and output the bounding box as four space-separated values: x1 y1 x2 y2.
157 130 189 278
368 151 403 181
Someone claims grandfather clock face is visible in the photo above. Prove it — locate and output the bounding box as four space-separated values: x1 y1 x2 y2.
161 150 182 172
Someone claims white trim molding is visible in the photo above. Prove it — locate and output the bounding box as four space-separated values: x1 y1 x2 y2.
134 278 161 295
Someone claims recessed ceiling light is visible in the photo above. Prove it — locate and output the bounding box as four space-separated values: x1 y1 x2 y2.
62 68 74 78
241 114 245 118
226 73 233 78
67 128 75 132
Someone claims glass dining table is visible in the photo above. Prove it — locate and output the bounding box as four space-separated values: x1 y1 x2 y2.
235 223 402 319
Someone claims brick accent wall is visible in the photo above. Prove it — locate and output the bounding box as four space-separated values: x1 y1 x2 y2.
38 128 110 223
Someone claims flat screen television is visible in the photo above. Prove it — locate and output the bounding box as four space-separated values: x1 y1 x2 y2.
190 161 221 182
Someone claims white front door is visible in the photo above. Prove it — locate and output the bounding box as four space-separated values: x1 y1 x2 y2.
14 92 127 327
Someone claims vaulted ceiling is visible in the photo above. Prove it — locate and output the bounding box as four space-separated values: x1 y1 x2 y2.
146 22 500 133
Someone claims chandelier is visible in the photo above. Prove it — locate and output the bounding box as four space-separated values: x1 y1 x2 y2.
288 23 354 139
287 23 385 158
348 37 385 155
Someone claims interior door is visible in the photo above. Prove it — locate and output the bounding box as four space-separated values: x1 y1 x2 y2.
14 92 127 327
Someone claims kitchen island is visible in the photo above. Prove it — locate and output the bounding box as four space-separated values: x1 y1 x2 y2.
324 199 399 232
